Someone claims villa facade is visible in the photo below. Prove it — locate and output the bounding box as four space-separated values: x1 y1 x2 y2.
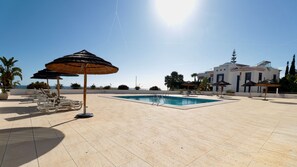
197 60 281 93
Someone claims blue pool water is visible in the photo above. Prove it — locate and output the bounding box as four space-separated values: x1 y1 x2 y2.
115 95 219 106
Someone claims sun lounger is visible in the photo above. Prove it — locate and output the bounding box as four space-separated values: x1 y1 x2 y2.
36 90 82 112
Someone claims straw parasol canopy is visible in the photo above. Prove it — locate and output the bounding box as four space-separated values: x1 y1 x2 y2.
46 50 119 118
212 80 231 97
242 80 256 98
32 69 78 96
181 81 197 96
31 74 62 91
256 80 280 100
181 82 197 89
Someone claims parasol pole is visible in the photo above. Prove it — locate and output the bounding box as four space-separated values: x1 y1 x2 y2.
249 86 251 98
83 64 87 115
264 86 267 100
46 78 50 92
57 76 60 97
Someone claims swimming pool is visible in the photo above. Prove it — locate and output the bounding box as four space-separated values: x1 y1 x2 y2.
115 95 220 106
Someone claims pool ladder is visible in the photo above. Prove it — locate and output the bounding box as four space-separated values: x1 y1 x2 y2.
152 94 166 106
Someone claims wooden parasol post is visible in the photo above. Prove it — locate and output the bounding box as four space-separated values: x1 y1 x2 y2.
264 86 268 100
83 64 87 115
57 76 60 97
46 78 50 92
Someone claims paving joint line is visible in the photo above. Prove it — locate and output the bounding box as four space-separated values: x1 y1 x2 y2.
47 120 79 167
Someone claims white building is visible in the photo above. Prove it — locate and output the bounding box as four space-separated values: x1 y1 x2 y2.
197 71 213 83
199 60 280 93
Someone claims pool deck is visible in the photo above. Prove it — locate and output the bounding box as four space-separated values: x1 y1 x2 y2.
1 94 297 167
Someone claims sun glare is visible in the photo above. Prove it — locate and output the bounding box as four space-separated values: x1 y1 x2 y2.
155 0 196 27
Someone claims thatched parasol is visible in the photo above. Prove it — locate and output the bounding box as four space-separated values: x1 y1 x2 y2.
32 69 78 96
212 80 231 97
31 74 62 91
256 80 280 100
181 82 197 96
46 50 119 118
242 80 256 98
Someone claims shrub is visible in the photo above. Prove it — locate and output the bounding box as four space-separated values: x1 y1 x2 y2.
90 84 96 89
103 85 111 89
226 89 235 93
118 85 129 90
27 81 49 89
71 83 81 89
135 86 140 90
149 86 161 91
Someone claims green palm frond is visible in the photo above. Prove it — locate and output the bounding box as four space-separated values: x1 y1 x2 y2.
12 71 23 80
12 67 22 73
0 56 23 89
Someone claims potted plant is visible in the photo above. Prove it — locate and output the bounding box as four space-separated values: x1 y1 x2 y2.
0 85 8 100
0 56 22 100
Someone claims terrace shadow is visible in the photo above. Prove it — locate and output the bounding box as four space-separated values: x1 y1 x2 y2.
0 106 38 115
1 106 76 121
0 127 65 167
270 101 297 105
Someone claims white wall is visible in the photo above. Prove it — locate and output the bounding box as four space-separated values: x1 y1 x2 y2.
213 63 280 93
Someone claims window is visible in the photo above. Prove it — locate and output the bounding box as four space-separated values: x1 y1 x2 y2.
245 72 251 81
217 74 224 81
258 73 262 81
216 74 224 91
244 72 252 92
273 74 277 81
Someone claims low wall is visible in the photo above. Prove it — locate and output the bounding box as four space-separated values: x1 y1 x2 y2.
202 91 297 98
9 89 297 98
10 89 180 95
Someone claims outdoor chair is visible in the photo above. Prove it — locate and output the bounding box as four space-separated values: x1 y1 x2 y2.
36 90 82 112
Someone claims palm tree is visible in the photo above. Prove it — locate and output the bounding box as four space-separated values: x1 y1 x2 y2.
164 71 184 90
0 56 22 92
191 73 198 82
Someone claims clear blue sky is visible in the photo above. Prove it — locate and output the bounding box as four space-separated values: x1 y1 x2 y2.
1 0 296 90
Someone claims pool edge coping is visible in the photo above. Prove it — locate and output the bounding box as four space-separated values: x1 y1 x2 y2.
100 94 240 110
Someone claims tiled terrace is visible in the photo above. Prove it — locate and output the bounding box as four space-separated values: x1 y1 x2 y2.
0 94 297 167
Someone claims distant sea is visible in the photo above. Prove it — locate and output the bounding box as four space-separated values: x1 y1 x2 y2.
15 85 72 89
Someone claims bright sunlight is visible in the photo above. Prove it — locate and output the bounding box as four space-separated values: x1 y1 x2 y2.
154 0 196 27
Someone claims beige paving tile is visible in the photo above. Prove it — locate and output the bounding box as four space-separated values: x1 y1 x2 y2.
37 143 73 166
62 133 87 146
120 141 154 161
39 159 77 167
221 129 272 153
262 132 297 157
187 146 253 167
118 157 152 167
89 137 118 151
249 149 297 167
99 145 136 166
274 119 297 137
64 141 97 159
73 153 114 167
144 151 185 167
